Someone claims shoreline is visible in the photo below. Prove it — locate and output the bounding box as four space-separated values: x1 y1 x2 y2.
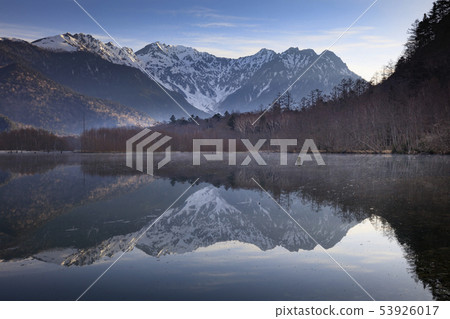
0 150 447 156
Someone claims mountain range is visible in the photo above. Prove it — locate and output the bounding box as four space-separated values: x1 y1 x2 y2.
135 42 358 113
1 33 359 133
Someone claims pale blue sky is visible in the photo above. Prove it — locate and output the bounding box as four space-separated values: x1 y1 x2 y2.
0 0 435 79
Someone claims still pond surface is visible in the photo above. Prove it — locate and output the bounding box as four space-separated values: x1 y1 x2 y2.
0 153 448 300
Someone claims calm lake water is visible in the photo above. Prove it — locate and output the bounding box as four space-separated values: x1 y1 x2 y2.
0 153 448 301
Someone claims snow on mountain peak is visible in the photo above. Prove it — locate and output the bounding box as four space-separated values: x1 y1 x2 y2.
32 33 139 68
32 33 79 52
30 33 360 114
134 41 359 113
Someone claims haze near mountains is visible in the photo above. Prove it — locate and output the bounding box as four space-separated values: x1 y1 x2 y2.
0 32 360 133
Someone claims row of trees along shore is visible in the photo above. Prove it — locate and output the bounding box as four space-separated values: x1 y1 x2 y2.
154 0 449 154
0 0 449 154
0 128 75 152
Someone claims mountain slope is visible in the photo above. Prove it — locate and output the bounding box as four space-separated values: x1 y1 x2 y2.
135 43 359 113
0 37 207 121
32 33 140 67
218 49 357 112
0 63 152 134
135 44 278 113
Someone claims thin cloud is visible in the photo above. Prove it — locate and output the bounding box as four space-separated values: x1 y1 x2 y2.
157 6 275 25
323 26 375 36
0 23 61 41
195 22 237 28
194 22 258 28
157 7 255 21
186 7 255 21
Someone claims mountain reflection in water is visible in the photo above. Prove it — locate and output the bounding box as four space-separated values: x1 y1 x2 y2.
0 153 448 300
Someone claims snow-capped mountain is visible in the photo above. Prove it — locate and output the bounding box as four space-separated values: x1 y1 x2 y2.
219 48 358 113
135 43 278 113
32 33 360 115
135 43 359 113
1 36 205 122
32 33 139 68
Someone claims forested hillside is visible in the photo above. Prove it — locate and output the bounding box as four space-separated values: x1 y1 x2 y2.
147 0 449 154
0 63 152 134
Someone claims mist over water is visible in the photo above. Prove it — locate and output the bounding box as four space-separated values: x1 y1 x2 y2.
0 153 448 300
